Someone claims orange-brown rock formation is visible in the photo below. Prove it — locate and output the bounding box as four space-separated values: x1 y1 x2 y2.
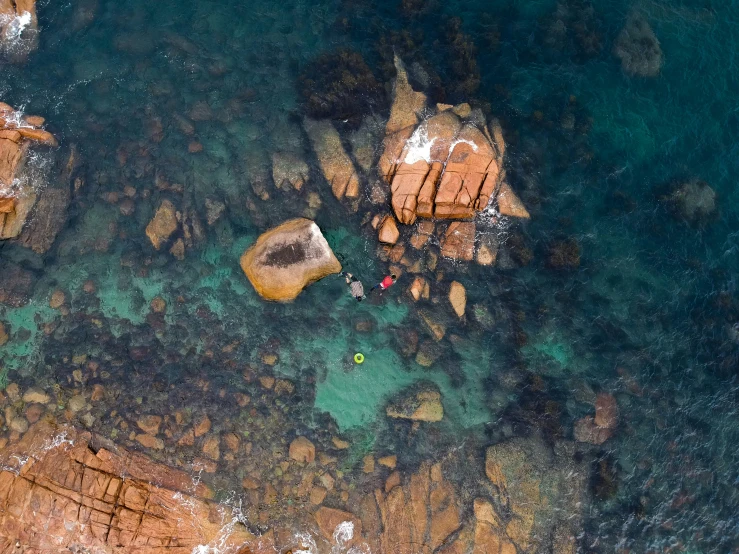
379 63 529 226
0 421 255 553
0 102 57 241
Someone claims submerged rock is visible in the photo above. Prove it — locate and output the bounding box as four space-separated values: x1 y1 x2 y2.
668 178 717 225
614 14 663 77
240 218 341 302
440 221 476 261
574 392 619 445
386 383 444 422
0 261 34 307
145 199 178 249
272 151 309 191
484 436 587 552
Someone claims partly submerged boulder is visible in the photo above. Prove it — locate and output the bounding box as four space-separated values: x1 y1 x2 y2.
386 382 444 422
240 218 342 302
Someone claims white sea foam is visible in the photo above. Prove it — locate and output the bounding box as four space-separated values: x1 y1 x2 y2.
403 123 436 164
1 11 32 43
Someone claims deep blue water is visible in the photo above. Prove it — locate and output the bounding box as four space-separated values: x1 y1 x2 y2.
1 0 739 552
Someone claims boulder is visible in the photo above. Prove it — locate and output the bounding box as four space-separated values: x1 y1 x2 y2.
378 214 400 244
386 383 444 422
496 182 530 219
15 186 70 253
614 14 662 77
386 55 427 135
314 507 362 547
448 281 466 317
240 218 342 301
303 118 360 200
146 199 178 249
409 276 430 301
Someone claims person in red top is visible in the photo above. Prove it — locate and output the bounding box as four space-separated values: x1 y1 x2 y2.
370 274 397 293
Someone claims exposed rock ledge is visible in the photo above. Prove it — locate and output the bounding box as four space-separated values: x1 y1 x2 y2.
0 421 254 553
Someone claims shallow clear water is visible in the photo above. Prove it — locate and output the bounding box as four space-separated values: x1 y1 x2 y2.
2 0 739 552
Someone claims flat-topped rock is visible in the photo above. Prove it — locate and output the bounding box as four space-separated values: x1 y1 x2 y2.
240 218 342 301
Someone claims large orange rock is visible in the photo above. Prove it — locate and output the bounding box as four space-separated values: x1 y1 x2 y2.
240 218 341 302
0 422 254 552
379 73 528 226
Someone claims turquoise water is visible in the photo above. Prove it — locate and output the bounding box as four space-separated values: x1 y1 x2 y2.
2 0 739 551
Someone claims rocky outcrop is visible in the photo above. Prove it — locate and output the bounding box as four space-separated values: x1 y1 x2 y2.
614 14 663 77
379 71 528 225
0 102 57 241
0 0 39 63
0 421 254 552
303 118 360 201
240 218 342 301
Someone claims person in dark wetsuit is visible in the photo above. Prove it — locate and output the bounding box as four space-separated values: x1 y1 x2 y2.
370 274 397 293
341 271 366 301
